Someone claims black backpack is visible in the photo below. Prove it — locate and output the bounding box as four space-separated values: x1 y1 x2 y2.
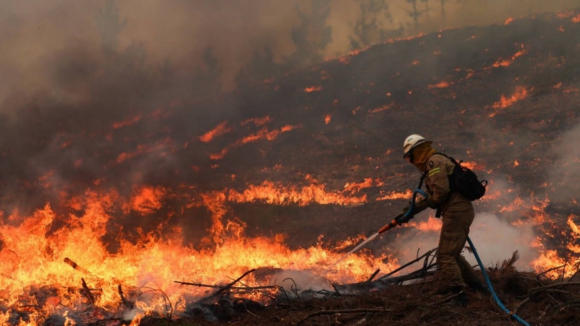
422 153 488 201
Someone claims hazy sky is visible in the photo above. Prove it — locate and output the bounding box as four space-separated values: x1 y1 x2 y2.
1 0 579 96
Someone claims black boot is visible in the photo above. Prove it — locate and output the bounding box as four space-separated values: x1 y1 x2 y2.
468 279 491 295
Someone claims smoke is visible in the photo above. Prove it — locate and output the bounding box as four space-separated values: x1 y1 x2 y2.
270 269 331 292
390 211 538 274
548 123 580 203
0 0 578 236
467 213 537 271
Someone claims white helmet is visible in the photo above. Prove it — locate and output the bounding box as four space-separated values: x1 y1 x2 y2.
403 134 432 157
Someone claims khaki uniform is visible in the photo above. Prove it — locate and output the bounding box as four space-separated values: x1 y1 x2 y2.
423 154 479 289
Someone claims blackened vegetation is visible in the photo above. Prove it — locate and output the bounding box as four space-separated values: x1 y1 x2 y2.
124 252 580 325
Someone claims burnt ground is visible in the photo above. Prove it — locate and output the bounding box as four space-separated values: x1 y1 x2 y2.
134 268 580 326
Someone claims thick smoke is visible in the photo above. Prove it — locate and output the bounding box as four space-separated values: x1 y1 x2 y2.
0 0 579 235
548 123 580 203
390 212 538 273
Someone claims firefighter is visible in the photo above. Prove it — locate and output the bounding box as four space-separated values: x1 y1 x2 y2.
396 134 487 304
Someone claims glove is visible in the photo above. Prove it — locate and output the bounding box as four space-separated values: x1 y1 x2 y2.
426 197 438 209
395 205 414 225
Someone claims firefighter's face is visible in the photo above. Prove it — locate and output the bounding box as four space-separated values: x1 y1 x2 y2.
404 149 414 164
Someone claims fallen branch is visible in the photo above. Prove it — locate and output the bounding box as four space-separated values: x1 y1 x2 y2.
554 300 580 312
297 308 391 325
378 248 437 281
81 278 95 305
367 269 380 282
513 297 529 315
537 264 566 281
427 291 461 306
65 258 91 275
118 285 135 310
528 282 580 294
196 269 256 304
174 281 278 291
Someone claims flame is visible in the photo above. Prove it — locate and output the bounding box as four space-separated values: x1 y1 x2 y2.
489 86 529 116
241 116 271 127
228 180 367 206
409 216 441 232
324 114 331 124
304 86 323 93
211 125 301 160
557 11 574 19
125 186 166 215
572 14 580 23
504 17 514 25
343 178 383 194
376 189 413 201
368 103 393 114
491 45 527 68
116 138 172 164
0 186 402 324
428 81 450 89
199 121 231 142
113 115 142 129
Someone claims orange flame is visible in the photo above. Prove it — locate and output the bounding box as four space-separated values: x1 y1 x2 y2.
343 178 383 194
210 125 301 160
116 138 172 164
376 189 413 201
199 121 231 142
410 216 441 232
113 115 142 129
125 186 167 215
491 45 527 68
490 86 529 115
368 103 393 114
228 180 367 206
428 81 450 89
0 185 404 324
324 114 332 124
304 86 323 93
241 116 271 127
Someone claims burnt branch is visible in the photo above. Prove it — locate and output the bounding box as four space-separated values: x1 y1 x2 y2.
64 258 91 275
528 282 580 294
196 269 257 304
118 285 135 310
174 280 277 291
81 278 95 305
378 247 437 281
537 264 567 281
367 269 380 282
297 308 391 325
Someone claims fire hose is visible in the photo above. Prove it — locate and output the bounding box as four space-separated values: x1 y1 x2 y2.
326 189 530 326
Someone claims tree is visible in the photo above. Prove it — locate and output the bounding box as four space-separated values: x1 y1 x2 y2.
421 0 431 21
287 0 332 68
95 0 127 59
192 47 222 98
349 0 398 50
406 0 423 30
235 46 286 90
